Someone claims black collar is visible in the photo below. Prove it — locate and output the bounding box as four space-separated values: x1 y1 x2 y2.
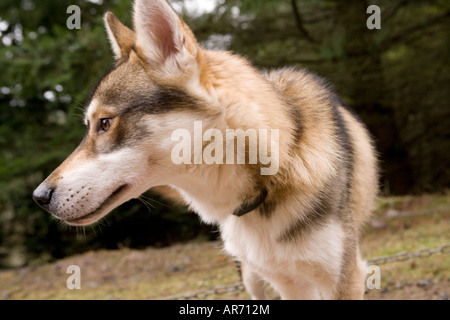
232 189 268 217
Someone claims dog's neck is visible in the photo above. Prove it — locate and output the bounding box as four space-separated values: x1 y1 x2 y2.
168 164 263 224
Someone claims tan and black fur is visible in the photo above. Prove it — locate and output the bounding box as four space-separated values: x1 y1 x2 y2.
33 0 378 299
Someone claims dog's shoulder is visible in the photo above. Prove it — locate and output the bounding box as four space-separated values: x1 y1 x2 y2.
264 67 336 106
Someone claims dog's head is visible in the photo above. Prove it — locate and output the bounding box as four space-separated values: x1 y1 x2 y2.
33 0 217 225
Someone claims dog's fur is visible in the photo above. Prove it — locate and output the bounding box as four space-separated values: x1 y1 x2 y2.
33 0 378 299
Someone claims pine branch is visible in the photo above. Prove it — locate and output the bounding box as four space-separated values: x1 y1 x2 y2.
290 0 316 44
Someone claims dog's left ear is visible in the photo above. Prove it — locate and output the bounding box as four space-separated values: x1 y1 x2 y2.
133 0 203 83
104 12 135 60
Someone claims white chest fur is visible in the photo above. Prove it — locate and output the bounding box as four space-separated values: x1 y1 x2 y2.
219 210 345 277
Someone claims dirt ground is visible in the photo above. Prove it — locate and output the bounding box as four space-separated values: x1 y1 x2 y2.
1 194 449 300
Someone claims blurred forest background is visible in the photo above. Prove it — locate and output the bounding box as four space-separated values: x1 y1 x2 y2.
0 0 448 268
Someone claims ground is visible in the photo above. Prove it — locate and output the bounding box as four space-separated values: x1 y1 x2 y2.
1 194 449 300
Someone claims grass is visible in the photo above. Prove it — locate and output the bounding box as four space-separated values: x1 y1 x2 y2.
0 193 449 300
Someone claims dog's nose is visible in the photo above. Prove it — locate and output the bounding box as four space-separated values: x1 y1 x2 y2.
33 185 54 209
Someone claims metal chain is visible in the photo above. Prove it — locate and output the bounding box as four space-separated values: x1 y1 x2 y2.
365 277 450 297
382 206 450 219
166 243 450 300
367 243 450 266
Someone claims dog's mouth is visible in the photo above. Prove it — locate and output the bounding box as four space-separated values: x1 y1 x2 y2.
64 184 129 226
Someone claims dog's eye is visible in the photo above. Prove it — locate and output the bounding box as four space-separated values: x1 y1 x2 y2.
99 118 111 132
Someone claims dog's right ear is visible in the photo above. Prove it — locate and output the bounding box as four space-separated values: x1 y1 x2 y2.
104 11 135 60
133 0 204 84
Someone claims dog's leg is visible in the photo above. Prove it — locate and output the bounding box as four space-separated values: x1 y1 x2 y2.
269 274 321 300
333 252 367 300
241 263 269 300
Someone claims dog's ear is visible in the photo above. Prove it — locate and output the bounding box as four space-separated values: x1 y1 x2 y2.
104 11 135 60
133 0 203 82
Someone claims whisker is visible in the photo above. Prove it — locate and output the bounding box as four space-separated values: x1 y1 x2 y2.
139 195 155 208
71 98 85 108
140 194 171 208
89 223 98 237
73 105 85 113
98 217 110 229
138 196 154 214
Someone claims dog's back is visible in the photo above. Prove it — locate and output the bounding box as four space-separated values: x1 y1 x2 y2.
266 67 378 235
221 66 379 299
